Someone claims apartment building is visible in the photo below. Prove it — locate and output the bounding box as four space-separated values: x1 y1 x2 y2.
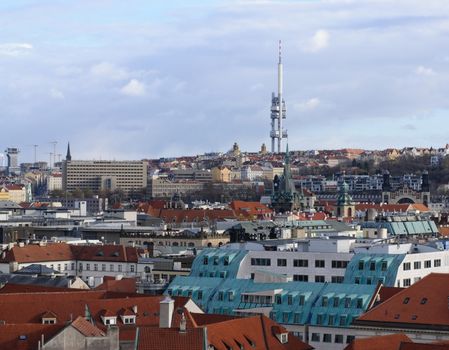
62 160 148 194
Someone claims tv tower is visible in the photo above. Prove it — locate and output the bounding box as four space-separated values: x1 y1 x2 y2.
270 40 287 153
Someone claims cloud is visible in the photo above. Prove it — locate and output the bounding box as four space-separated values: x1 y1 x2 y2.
50 88 64 99
120 79 146 96
91 62 128 80
303 30 330 52
416 65 435 76
0 43 33 56
294 98 321 111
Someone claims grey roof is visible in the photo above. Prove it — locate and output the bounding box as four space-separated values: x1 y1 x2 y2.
0 274 74 288
16 264 60 275
0 200 22 209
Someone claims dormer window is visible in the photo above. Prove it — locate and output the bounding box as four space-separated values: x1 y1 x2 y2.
102 316 117 325
121 315 136 324
41 311 57 324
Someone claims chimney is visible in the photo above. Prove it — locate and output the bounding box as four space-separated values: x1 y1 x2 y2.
132 305 138 314
179 313 187 333
159 296 174 328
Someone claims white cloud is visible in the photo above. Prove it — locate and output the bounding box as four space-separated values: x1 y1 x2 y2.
120 79 146 96
0 43 33 56
50 88 64 99
304 30 330 52
294 98 321 111
91 62 128 80
416 65 435 76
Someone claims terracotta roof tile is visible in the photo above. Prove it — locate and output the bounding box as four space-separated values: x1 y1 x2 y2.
357 273 449 329
71 316 105 337
344 333 411 350
0 324 62 350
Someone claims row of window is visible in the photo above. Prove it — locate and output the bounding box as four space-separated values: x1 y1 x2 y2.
359 260 388 271
403 259 441 271
253 258 349 268
203 256 230 266
78 263 134 273
311 333 355 344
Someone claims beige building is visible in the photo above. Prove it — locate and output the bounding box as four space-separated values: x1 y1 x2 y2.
62 160 148 194
148 177 204 198
211 166 231 183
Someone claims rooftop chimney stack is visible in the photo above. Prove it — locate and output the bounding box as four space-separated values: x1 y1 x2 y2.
179 312 187 333
159 296 174 328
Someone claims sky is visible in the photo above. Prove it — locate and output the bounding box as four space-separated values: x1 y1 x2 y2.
1 0 449 162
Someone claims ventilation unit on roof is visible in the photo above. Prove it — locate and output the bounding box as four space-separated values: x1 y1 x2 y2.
96 251 104 256
112 251 119 257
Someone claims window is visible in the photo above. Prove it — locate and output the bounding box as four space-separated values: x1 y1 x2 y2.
339 315 347 326
381 261 387 271
420 297 428 304
57 264 61 271
277 259 287 267
197 291 203 300
335 334 344 344
414 261 421 269
102 264 106 271
424 260 431 268
203 257 208 265
311 333 320 342
403 278 411 287
403 297 410 304
118 265 122 272
224 257 229 266
94 264 98 271
293 313 301 324
354 277 360 284
130 265 135 273
315 275 325 283
110 264 114 272
287 295 293 305
403 262 411 271
213 257 219 265
282 312 289 323
86 263 90 271
71 263 75 271
333 297 339 307
316 314 323 325
356 298 363 308
370 262 375 271
344 298 351 308
323 334 332 343
358 261 364 270
251 258 271 266
346 335 355 344
328 314 335 325
79 263 83 271
315 260 325 268
293 259 308 267
331 276 344 283
64 264 67 271
332 260 348 269
299 295 305 306
228 291 234 301
275 295 282 304
293 275 308 282
218 291 224 301
321 297 328 307
434 259 441 267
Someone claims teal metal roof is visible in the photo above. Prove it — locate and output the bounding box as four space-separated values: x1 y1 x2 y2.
361 220 439 236
343 253 405 286
166 277 377 327
190 249 248 279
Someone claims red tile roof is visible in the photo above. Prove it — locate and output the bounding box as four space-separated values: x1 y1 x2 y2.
0 324 62 350
95 276 137 293
229 201 272 219
344 333 411 350
399 343 449 350
356 273 449 330
0 243 139 264
70 316 105 337
137 327 204 350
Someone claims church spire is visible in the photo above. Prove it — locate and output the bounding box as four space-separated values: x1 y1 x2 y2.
66 142 71 161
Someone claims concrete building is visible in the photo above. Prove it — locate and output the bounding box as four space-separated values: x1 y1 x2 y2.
148 177 204 199
62 160 148 194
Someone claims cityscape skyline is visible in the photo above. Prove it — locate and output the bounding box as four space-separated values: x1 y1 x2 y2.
1 1 449 162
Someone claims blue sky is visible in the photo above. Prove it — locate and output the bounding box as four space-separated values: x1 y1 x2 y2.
1 0 449 162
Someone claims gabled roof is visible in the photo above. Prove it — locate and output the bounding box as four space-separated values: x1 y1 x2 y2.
356 273 449 330
344 333 411 350
137 327 204 350
72 316 105 337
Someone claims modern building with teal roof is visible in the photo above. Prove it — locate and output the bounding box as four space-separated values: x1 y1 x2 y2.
361 219 438 236
343 253 406 286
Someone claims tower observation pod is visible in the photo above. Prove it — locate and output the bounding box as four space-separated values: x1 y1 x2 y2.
270 40 287 154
